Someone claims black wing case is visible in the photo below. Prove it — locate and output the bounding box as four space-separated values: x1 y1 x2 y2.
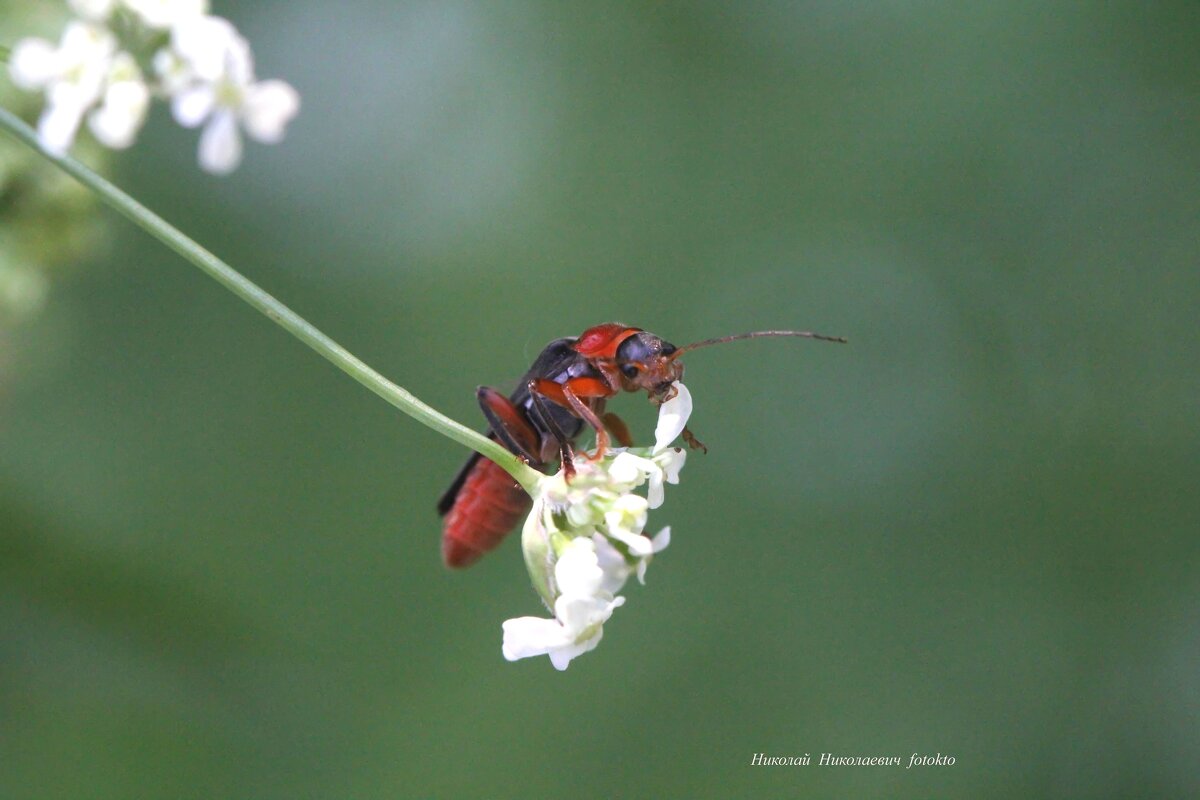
436 337 581 516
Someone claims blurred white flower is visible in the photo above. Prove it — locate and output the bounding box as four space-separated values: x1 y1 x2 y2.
503 381 692 669
168 21 299 174
502 538 626 671
87 53 149 148
124 0 209 29
68 0 117 21
7 2 298 173
165 14 240 83
9 22 117 153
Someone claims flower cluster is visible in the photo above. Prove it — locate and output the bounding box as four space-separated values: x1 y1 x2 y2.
501 383 691 670
8 0 299 173
0 3 111 333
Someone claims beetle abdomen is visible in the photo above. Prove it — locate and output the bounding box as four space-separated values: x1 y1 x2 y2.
441 456 532 567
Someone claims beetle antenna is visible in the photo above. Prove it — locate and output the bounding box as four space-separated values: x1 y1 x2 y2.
669 329 847 359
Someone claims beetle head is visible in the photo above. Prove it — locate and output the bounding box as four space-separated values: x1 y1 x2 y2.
615 331 684 402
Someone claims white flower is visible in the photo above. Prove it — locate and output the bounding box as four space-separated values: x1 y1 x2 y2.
608 447 686 509
124 0 209 29
9 22 117 153
87 53 150 148
594 526 671 592
651 446 685 505
502 538 625 670
68 0 118 21
168 18 300 174
8 5 298 171
151 47 190 95
605 493 652 555
166 14 241 83
503 381 692 668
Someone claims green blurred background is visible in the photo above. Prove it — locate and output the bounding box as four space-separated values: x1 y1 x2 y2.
3 2 1199 798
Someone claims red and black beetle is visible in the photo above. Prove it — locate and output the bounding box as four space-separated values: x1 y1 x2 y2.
437 323 844 567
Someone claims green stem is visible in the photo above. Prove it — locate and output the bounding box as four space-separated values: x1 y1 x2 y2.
0 105 542 493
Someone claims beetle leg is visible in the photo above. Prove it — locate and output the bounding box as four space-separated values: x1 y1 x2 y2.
526 381 576 479
681 425 708 454
477 387 543 465
528 376 618 460
561 384 610 461
601 411 635 448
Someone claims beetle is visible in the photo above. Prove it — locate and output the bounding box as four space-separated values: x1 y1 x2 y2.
437 323 845 567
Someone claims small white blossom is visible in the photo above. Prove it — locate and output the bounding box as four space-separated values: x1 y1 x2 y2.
124 0 209 29
7 3 298 173
605 493 652 555
68 0 118 21
502 381 693 669
502 538 625 671
168 20 299 174
609 447 686 509
87 53 149 148
594 526 670 592
166 14 241 83
9 22 117 153
8 39 61 91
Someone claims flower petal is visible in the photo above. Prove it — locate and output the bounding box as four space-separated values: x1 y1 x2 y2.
9 39 59 90
608 493 648 529
501 616 569 661
125 0 209 29
592 534 634 594
197 110 242 174
222 28 255 85
241 80 300 143
553 538 604 599
88 79 149 148
547 629 602 670
650 526 671 553
653 381 692 453
554 595 600 632
152 47 190 94
607 452 644 485
37 101 87 154
659 447 686 483
68 0 117 20
646 469 665 508
59 21 116 61
171 84 215 127
606 521 654 557
171 15 240 82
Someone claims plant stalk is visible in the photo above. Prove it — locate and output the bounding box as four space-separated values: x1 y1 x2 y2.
0 105 542 493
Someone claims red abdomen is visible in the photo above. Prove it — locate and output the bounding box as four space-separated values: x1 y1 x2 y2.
441 457 532 567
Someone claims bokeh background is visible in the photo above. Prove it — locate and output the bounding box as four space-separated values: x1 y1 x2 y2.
3 2 1199 798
